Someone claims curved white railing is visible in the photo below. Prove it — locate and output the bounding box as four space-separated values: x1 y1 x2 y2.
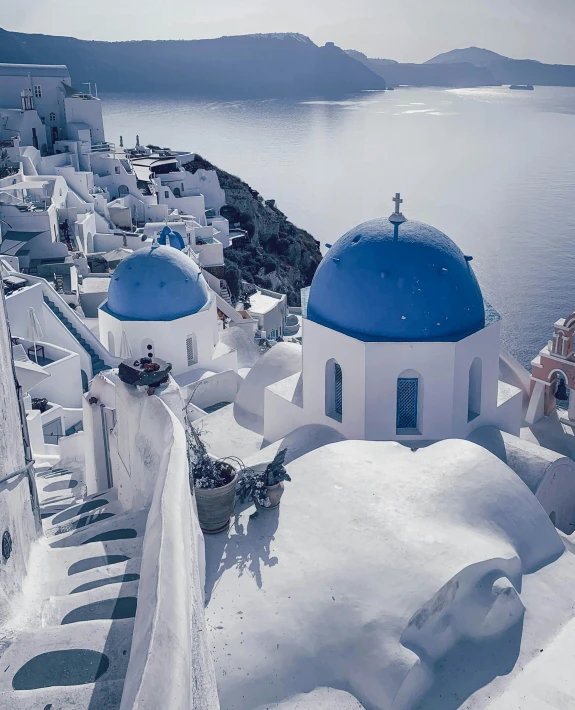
120 397 220 710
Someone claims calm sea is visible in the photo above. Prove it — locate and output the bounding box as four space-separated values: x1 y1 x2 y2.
101 87 575 368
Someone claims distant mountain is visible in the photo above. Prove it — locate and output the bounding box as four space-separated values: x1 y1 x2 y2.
346 44 575 89
346 50 498 88
426 46 575 87
425 47 510 66
0 28 386 98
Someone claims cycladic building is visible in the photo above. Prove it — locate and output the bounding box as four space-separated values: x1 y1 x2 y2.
98 244 237 377
263 198 522 443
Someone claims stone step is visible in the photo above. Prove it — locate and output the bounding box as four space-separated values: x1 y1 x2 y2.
0 619 134 694
42 580 140 628
38 472 81 496
44 501 124 538
0 678 125 710
42 497 118 531
46 506 147 548
46 556 142 598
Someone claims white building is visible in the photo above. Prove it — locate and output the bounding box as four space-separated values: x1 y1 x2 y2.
234 201 523 444
98 244 238 378
0 64 105 153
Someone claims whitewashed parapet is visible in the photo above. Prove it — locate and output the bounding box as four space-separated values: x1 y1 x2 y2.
119 395 219 710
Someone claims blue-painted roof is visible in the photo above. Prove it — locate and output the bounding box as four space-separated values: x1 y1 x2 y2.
307 217 485 342
158 225 185 250
105 245 210 321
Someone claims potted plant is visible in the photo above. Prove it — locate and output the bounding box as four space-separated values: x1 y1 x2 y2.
187 425 238 534
237 448 290 510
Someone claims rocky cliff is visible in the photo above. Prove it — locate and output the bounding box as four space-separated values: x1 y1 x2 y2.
184 156 322 306
0 29 385 99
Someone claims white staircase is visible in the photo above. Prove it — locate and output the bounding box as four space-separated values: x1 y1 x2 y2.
0 464 148 709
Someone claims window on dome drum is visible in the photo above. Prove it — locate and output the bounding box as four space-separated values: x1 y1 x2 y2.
468 358 482 422
108 332 115 357
34 85 42 98
186 335 197 367
396 377 420 433
325 359 343 422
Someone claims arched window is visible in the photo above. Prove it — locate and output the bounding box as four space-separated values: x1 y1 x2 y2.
49 112 56 122
142 339 154 358
325 359 343 422
108 331 115 356
552 371 570 410
396 371 421 433
173 187 181 197
186 334 197 367
468 358 482 422
118 185 129 197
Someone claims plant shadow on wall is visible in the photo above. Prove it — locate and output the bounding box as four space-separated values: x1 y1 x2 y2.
204 504 280 602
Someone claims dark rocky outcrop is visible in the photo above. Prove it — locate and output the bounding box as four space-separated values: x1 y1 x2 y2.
184 156 322 305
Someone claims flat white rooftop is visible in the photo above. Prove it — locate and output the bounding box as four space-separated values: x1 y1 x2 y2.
249 291 282 315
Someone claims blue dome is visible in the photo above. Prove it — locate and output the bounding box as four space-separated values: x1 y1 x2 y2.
307 217 485 342
106 245 210 321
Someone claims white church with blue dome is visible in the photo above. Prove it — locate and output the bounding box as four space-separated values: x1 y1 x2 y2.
262 197 523 444
98 244 238 378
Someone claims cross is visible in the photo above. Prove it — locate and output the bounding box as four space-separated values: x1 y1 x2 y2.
393 193 403 214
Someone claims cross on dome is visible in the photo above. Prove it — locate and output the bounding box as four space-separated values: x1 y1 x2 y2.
389 192 407 225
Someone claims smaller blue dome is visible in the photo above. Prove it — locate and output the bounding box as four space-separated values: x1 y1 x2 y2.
106 245 210 321
307 217 485 342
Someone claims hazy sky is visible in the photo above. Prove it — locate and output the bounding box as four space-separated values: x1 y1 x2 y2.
2 0 575 64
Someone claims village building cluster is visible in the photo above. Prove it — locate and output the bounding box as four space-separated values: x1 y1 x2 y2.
2 63 575 710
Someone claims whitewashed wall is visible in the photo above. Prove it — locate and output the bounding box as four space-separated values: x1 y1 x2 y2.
99 298 226 376
0 294 38 633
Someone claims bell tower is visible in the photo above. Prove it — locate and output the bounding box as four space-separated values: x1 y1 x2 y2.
526 312 575 424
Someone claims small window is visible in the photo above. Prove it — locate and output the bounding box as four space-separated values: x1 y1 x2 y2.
467 358 482 422
164 191 169 199
49 112 56 122
325 359 342 422
396 377 419 432
186 334 197 366
34 85 42 98
334 363 342 416
115 166 121 174
108 331 115 356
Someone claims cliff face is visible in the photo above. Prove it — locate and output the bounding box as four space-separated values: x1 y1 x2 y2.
0 29 385 99
184 156 322 306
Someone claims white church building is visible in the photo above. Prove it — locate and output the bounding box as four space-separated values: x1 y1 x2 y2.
98 243 238 377
260 197 523 444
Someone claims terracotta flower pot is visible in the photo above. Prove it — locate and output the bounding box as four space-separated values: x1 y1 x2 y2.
195 466 238 534
265 481 284 509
